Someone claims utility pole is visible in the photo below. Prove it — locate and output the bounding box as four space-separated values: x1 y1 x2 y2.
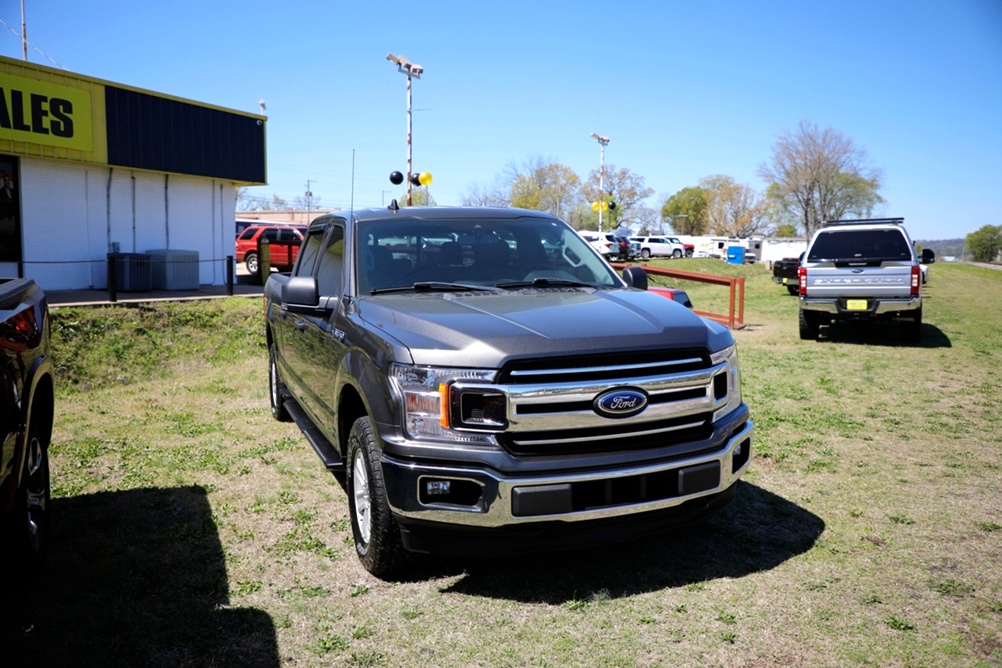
305 180 314 223
21 0 28 60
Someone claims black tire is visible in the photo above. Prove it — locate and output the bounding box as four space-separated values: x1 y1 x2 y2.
347 416 405 577
685 249 693 258
787 285 799 296
640 249 651 260
14 423 51 571
799 309 820 340
269 343 292 422
245 252 259 276
902 307 922 344
673 249 683 258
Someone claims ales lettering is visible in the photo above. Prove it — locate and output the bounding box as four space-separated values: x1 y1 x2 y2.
0 88 74 138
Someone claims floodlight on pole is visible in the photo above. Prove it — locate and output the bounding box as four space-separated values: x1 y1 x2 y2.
590 133 610 232
387 53 424 206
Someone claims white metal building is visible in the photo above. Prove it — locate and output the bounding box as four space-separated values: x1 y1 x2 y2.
1 56 267 291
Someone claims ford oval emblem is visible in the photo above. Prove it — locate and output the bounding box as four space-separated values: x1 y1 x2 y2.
593 387 648 418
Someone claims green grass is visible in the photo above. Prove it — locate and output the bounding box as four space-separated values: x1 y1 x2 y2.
2 262 1001 667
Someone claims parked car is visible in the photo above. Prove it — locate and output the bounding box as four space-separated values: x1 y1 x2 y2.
798 217 934 342
648 286 693 308
579 233 639 260
236 224 306 276
630 236 685 259
1 277 54 571
265 206 751 577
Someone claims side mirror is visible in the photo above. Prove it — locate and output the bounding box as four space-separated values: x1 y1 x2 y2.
621 265 648 290
283 276 320 307
921 248 936 265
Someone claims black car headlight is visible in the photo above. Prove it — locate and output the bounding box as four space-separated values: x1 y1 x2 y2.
390 364 504 445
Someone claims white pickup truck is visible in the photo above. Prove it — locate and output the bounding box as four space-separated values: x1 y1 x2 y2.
798 218 935 342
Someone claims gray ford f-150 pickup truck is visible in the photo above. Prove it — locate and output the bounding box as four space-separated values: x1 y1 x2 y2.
264 205 752 576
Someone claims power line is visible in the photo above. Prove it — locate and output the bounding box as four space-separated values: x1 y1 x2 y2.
0 17 66 69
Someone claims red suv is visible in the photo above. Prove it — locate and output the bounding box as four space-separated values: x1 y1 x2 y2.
236 224 306 276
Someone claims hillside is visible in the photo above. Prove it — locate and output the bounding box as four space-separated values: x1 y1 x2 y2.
916 238 965 259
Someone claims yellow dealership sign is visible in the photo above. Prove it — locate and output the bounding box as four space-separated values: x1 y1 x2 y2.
0 71 95 152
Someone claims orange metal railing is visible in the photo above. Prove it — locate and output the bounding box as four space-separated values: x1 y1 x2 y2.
615 263 746 329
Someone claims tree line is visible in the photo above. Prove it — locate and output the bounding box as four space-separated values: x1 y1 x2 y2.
241 120 894 239
464 120 885 238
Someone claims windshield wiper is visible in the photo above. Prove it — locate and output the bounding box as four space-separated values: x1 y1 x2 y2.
495 277 596 290
370 282 501 295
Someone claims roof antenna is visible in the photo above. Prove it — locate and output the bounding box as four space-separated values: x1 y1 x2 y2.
388 199 399 212
350 149 355 216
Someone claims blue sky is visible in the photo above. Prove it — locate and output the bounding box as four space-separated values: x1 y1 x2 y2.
3 0 1000 240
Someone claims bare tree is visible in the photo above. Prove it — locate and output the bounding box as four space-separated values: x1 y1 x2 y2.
498 156 582 220
583 165 654 231
759 120 884 237
699 175 768 237
462 180 509 207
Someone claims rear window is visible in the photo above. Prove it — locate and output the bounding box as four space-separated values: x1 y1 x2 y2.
807 229 912 262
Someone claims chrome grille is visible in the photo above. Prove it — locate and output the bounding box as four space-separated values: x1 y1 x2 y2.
493 350 726 457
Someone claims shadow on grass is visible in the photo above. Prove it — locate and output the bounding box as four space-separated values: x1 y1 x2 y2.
816 320 952 348
0 486 279 668
439 482 825 603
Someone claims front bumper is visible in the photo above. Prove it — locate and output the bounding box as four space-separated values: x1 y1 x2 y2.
380 417 752 542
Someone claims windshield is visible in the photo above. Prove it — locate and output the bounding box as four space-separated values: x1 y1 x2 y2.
356 215 620 294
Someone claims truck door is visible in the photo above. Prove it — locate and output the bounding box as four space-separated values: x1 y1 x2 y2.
285 223 348 435
272 226 324 404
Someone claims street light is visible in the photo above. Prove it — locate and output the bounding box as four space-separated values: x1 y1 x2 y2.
590 133 610 231
387 53 424 206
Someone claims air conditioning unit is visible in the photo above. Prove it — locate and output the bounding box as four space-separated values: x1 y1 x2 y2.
114 253 153 291
145 250 200 290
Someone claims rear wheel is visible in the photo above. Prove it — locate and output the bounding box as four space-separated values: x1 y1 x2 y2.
902 307 922 344
799 309 820 340
245 252 259 276
347 416 405 577
787 285 799 296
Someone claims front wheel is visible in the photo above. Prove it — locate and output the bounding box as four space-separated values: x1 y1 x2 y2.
13 428 50 571
673 249 683 258
640 249 651 260
347 416 405 577
245 252 259 276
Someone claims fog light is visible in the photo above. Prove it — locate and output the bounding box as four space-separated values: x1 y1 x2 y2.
425 480 451 496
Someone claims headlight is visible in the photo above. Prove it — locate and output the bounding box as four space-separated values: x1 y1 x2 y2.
710 344 742 420
390 364 504 445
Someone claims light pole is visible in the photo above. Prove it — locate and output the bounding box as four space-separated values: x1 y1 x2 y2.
590 133 609 232
387 53 424 206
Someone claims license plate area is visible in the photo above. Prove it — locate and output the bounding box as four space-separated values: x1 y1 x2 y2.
845 299 868 311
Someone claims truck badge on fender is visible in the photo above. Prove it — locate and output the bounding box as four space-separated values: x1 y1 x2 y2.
593 388 648 418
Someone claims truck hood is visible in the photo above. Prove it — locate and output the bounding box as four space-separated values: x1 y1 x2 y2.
356 288 731 367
